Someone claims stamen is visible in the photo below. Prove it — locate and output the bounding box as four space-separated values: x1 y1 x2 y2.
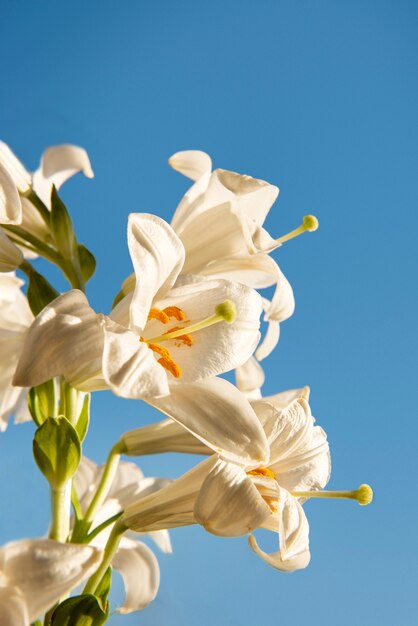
276 215 319 245
148 308 170 324
141 339 183 378
158 357 182 378
291 484 373 506
163 306 187 321
164 326 193 346
147 300 237 344
247 467 276 480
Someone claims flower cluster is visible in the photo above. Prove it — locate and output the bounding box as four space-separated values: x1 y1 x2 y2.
0 144 372 625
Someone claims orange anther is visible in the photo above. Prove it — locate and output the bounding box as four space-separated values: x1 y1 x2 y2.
247 467 276 480
158 357 182 378
148 308 170 324
163 306 187 321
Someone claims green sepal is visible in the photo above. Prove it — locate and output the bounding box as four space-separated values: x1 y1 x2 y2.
31 621 43 626
78 244 96 283
50 186 77 261
28 380 57 426
76 394 90 442
50 593 109 626
33 416 81 489
27 270 59 316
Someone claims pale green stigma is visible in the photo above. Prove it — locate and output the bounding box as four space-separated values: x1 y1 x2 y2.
291 484 374 506
276 214 319 245
147 300 237 343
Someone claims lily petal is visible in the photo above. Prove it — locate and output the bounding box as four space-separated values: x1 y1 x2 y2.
0 142 31 193
249 486 310 571
262 399 331 492
113 538 160 613
235 356 265 400
0 162 21 225
122 418 213 457
123 457 217 533
0 587 28 626
0 229 23 271
147 377 269 466
168 150 212 181
0 539 101 622
126 213 185 333
102 319 170 398
194 458 272 537
146 530 172 554
148 276 262 382
13 290 105 391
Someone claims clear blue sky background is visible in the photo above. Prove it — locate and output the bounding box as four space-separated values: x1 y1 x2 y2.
1 1 417 624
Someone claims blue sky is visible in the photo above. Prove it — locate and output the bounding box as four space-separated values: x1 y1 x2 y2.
1 1 417 624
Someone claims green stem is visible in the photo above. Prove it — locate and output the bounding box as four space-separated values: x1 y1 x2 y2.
49 483 71 542
85 512 123 543
83 519 127 595
84 442 125 524
71 483 83 522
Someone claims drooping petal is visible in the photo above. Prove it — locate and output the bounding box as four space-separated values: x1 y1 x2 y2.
32 144 94 206
125 213 185 333
113 538 160 613
146 276 262 382
0 162 22 225
13 290 105 391
259 386 310 410
235 356 265 399
0 229 23 271
194 458 272 537
147 377 269 466
249 486 310 572
196 253 278 288
0 587 28 626
102 319 169 399
168 150 212 181
146 530 172 554
123 457 217 533
0 539 101 622
122 418 213 457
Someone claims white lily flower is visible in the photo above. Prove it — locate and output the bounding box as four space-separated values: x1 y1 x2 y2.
0 273 33 431
0 538 101 625
168 150 314 359
123 397 332 572
0 229 23 271
74 457 170 613
14 213 263 402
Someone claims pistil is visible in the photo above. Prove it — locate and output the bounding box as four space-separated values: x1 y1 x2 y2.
147 300 237 343
291 484 373 506
276 215 319 245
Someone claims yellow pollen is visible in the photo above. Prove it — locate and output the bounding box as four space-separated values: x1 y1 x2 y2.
276 214 319 245
247 467 276 480
148 308 170 324
291 484 374 506
163 306 187 321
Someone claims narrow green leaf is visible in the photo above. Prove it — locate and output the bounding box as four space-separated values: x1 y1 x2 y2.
33 416 81 488
95 567 113 610
78 244 96 283
50 186 77 260
76 394 90 442
27 270 59 316
51 594 108 626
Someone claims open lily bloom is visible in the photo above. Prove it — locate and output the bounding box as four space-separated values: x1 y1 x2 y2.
0 273 33 431
74 457 170 613
122 396 330 572
14 213 263 401
0 538 101 625
168 150 301 359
